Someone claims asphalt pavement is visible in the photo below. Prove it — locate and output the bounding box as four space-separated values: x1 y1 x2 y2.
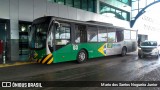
1 52 160 90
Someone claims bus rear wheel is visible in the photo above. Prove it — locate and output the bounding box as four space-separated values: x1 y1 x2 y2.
121 47 127 57
77 50 87 63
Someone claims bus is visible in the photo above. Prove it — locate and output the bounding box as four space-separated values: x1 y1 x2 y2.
28 16 137 64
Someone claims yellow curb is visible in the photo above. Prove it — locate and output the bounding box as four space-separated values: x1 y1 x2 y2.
0 62 36 68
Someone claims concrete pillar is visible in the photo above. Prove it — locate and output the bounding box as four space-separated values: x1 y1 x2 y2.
8 0 19 61
96 0 100 14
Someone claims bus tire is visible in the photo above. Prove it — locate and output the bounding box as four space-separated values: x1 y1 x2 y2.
121 47 127 57
77 50 87 63
138 54 143 59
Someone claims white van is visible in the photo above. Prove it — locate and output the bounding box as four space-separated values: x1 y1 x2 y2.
138 41 160 59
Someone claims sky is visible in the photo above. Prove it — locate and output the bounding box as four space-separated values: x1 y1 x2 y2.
133 2 160 42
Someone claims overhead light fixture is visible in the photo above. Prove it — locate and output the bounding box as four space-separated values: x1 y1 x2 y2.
22 26 26 32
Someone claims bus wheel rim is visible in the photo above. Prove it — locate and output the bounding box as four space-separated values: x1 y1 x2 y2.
79 52 85 61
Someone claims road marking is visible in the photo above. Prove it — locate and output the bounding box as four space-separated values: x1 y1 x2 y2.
0 62 36 68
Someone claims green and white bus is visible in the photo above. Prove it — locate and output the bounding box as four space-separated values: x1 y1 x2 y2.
28 16 137 64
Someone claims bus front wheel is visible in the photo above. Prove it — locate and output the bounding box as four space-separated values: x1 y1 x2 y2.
121 47 127 57
77 50 87 63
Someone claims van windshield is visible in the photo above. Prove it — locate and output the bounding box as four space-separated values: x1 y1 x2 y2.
141 41 157 46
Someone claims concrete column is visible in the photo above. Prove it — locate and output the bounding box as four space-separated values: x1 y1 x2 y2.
96 0 100 14
9 0 19 61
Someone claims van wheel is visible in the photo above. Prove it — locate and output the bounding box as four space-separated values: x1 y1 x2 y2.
121 47 127 57
77 50 87 63
156 54 159 59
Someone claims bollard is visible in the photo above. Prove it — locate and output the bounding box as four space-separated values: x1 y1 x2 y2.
3 50 5 64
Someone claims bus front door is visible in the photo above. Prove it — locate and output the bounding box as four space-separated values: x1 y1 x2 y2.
78 25 87 43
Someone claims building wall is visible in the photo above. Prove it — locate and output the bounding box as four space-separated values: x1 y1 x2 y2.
0 0 132 23
0 0 131 61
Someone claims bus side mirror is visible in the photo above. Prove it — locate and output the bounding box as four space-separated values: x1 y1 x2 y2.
54 21 60 28
28 25 31 33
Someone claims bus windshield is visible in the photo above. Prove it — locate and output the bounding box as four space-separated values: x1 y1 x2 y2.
29 23 48 49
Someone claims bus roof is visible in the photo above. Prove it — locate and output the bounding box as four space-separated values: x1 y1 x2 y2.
33 16 135 30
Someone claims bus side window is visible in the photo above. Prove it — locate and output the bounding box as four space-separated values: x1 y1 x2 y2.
98 27 107 42
55 23 71 51
116 28 124 42
75 25 87 43
131 31 137 40
124 30 131 40
107 28 116 43
75 25 80 43
87 26 98 42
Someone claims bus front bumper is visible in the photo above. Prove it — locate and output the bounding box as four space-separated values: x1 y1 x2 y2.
30 53 54 64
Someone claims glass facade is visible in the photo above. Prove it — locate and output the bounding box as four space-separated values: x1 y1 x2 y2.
65 0 73 7
0 19 9 61
74 0 80 8
117 0 132 6
48 0 131 21
19 21 32 55
82 0 87 10
100 2 130 21
55 0 65 4
48 0 96 13
131 0 157 20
